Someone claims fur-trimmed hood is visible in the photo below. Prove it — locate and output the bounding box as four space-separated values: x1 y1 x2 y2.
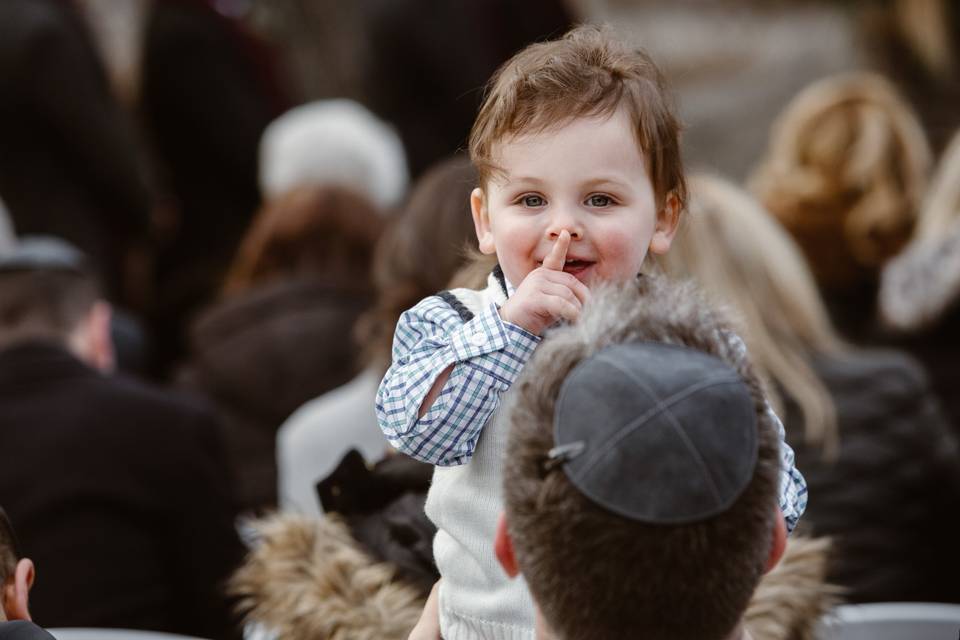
879 219 960 332
228 513 424 640
746 536 838 640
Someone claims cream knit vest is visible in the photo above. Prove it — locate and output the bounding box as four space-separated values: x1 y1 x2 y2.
424 276 537 640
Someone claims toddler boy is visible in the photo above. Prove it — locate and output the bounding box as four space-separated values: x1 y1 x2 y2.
377 25 806 639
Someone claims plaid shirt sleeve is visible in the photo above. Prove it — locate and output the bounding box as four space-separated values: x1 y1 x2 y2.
725 331 807 533
376 295 541 466
769 405 808 534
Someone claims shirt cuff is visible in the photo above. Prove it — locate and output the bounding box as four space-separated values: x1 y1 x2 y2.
450 302 541 363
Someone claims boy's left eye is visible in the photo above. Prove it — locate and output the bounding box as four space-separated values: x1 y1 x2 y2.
586 194 613 207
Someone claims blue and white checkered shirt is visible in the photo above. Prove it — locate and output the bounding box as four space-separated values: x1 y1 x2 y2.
375 271 808 532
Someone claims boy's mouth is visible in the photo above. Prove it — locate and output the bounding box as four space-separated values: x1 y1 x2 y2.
537 258 595 276
561 259 594 276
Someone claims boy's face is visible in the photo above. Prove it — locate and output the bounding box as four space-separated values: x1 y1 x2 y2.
472 108 679 288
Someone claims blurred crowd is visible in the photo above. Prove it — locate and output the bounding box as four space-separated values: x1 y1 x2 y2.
0 0 959 639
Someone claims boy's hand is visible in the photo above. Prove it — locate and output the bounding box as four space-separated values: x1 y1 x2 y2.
499 230 591 335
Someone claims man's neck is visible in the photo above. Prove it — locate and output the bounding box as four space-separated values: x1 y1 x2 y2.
534 613 753 640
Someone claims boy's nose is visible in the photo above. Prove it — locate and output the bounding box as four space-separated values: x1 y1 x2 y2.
546 209 583 240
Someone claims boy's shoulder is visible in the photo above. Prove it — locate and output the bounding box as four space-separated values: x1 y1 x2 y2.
407 272 506 323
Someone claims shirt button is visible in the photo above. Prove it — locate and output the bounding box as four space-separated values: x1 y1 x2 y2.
470 333 486 347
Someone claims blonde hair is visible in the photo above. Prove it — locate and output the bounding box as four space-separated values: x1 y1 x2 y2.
914 128 960 243
663 173 844 456
751 73 931 290
469 24 686 209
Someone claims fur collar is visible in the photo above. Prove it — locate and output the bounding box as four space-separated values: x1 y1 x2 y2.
228 513 424 640
746 536 839 640
880 220 960 332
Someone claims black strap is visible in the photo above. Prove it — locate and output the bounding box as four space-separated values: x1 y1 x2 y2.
437 265 508 322
492 264 509 298
437 290 474 322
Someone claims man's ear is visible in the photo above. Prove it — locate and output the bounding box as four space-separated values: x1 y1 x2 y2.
494 513 519 578
471 188 497 255
649 191 681 256
3 558 34 622
88 301 115 374
68 301 115 373
765 512 788 574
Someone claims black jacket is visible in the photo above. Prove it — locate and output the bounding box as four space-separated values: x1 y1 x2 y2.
0 342 243 638
785 349 960 603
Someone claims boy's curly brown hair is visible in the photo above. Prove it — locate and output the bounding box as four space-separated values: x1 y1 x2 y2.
469 24 686 210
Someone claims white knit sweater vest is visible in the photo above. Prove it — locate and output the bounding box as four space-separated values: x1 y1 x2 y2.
424 276 537 640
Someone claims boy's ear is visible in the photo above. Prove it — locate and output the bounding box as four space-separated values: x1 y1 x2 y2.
649 191 681 256
471 188 497 255
494 512 520 578
3 558 35 621
765 511 788 574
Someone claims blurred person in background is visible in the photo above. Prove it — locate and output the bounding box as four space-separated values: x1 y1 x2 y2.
0 237 244 637
361 0 575 177
258 99 408 213
662 173 960 604
277 155 478 518
0 0 151 302
861 0 960 154
178 185 385 515
750 72 931 342
141 0 288 374
880 128 960 434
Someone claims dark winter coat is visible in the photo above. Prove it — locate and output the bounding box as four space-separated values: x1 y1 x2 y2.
785 349 960 603
0 342 243 638
178 278 371 514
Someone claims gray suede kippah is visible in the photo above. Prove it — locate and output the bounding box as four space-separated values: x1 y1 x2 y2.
548 341 758 524
0 236 88 273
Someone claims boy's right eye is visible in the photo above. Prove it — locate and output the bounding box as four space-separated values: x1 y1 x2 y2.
521 194 546 207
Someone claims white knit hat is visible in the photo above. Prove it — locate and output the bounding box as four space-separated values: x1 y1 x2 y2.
259 99 409 212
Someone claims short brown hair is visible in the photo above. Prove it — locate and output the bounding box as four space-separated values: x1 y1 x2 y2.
502 277 780 640
0 269 100 347
469 24 686 209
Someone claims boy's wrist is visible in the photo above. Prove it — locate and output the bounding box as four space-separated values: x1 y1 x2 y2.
498 298 542 335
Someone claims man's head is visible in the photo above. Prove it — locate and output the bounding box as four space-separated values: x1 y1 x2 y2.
468 25 686 289
0 508 34 623
496 278 786 640
0 237 113 371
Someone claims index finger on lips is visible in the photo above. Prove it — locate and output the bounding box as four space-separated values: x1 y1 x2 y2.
541 230 570 272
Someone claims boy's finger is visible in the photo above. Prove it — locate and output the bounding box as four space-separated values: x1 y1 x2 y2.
541 230 571 271
542 270 591 305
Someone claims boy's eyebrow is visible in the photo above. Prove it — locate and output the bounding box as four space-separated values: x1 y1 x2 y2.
581 177 629 190
504 175 547 186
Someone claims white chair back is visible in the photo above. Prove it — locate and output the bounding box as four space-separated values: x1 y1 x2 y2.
817 603 960 640
49 629 209 640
